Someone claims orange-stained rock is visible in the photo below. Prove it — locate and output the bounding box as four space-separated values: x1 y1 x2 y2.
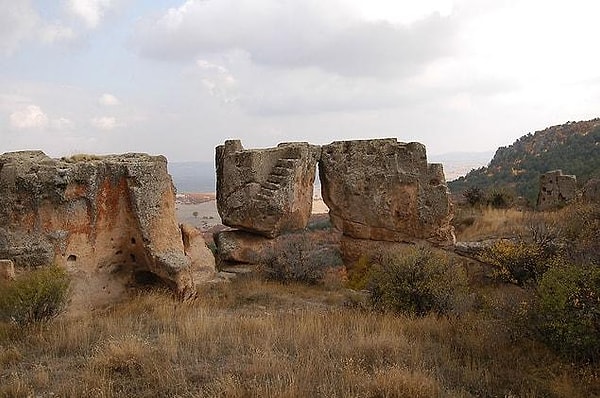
216 140 321 238
320 139 455 246
0 151 207 308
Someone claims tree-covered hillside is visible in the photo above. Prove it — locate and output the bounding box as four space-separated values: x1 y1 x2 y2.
448 118 600 204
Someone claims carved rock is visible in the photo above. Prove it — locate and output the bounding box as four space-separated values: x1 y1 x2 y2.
0 151 202 307
537 170 577 210
320 139 454 245
216 140 321 238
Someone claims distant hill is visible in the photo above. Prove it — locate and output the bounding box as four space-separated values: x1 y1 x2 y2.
448 118 600 204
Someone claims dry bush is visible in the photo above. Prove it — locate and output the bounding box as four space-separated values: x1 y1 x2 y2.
261 233 343 284
368 246 468 316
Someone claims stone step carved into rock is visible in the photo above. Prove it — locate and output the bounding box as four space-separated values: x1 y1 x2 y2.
216 140 321 238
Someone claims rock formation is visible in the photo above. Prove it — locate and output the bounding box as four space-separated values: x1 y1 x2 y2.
214 138 455 273
320 139 454 245
0 151 213 308
537 170 577 210
216 140 321 237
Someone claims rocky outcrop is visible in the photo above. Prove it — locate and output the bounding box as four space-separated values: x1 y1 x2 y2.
537 170 577 210
320 139 454 245
0 151 209 308
216 140 321 238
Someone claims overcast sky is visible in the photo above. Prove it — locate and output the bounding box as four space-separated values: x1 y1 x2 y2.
1 0 599 162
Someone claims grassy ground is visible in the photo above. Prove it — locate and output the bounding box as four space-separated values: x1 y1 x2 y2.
1 204 598 397
1 277 598 397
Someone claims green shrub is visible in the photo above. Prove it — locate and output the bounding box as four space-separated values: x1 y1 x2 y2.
367 246 467 316
463 186 486 207
0 266 70 326
534 263 600 362
487 189 513 209
262 235 343 284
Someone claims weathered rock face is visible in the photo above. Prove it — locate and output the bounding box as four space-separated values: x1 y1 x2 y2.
216 140 321 238
537 170 577 210
320 139 454 245
0 151 201 307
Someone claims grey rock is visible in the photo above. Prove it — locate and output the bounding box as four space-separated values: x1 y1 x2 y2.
320 139 455 245
216 140 321 237
537 170 577 210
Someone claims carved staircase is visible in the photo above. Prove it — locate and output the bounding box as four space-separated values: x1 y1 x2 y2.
256 157 299 203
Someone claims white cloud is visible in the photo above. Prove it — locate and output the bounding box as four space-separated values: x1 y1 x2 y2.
98 93 120 106
51 117 75 130
0 0 38 55
134 0 457 77
91 116 119 130
67 0 114 28
9 105 49 129
39 22 76 44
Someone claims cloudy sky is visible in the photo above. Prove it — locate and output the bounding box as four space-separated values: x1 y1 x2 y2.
1 0 599 162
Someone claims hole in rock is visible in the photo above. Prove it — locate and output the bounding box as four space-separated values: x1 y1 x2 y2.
134 270 162 286
67 255 77 262
131 237 136 245
130 253 136 263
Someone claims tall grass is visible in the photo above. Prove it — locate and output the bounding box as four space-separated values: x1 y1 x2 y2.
0 278 597 397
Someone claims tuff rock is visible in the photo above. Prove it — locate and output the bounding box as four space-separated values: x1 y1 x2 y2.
216 140 321 238
0 151 211 308
320 139 455 245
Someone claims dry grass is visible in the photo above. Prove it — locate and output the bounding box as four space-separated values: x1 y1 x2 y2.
455 207 530 241
0 278 598 397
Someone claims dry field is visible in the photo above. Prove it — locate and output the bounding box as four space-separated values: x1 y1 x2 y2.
1 276 599 397
2 203 599 397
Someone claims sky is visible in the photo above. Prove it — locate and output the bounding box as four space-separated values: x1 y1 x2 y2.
1 0 599 162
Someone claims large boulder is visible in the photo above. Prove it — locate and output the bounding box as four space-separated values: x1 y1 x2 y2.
216 140 321 238
0 151 204 308
319 139 454 245
537 170 577 210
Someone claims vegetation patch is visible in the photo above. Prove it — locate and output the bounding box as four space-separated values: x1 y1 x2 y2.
368 246 468 316
0 266 70 326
